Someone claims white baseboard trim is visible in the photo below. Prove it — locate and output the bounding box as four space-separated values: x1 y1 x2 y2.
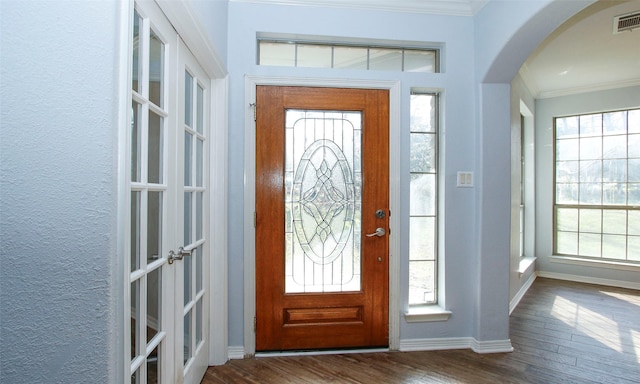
228 346 245 360
536 271 640 290
399 337 513 354
509 273 537 315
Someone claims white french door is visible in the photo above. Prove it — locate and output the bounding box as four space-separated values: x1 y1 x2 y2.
127 2 209 383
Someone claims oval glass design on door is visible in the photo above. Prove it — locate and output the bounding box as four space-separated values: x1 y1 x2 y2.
285 110 362 293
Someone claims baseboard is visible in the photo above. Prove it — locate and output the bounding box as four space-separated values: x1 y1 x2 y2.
228 346 245 360
399 337 513 354
536 271 640 290
509 273 537 315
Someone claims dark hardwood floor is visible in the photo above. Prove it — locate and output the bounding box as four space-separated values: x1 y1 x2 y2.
203 278 640 383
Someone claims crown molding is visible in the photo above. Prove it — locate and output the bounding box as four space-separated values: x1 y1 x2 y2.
536 78 640 99
229 0 488 16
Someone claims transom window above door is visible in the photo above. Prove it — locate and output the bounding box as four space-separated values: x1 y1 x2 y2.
257 33 440 73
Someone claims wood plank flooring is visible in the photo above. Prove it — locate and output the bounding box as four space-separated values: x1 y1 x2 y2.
202 278 640 383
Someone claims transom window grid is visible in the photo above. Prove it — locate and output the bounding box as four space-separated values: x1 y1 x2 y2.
258 40 439 73
554 108 640 263
409 92 439 305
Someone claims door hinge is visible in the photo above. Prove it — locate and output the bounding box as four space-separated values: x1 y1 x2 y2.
254 316 257 332
254 211 257 228
250 102 256 121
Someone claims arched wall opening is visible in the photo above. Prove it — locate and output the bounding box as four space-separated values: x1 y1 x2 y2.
472 0 596 342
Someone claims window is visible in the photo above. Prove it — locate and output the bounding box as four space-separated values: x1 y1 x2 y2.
554 108 640 263
258 37 439 73
409 92 439 305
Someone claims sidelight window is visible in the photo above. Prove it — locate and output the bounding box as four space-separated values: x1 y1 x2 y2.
409 91 439 305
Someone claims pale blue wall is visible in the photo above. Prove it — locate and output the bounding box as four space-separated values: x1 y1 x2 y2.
191 0 229 66
0 0 120 382
535 86 640 284
224 0 595 347
225 2 480 345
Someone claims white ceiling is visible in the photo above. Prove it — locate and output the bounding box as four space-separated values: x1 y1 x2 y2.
520 0 640 98
233 0 640 98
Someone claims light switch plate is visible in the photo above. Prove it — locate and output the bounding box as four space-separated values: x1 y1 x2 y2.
457 171 474 187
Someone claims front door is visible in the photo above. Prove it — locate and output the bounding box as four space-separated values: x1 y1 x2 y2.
255 86 390 351
128 2 209 383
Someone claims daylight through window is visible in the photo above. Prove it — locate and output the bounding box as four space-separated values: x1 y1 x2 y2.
554 108 640 263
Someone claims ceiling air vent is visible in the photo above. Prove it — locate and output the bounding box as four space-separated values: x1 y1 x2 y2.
613 11 640 34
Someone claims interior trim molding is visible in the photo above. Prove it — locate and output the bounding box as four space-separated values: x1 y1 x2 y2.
400 337 513 354
509 272 536 315
228 346 246 360
537 270 640 290
244 75 402 356
229 0 487 16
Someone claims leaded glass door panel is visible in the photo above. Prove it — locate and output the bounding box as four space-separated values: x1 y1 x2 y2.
256 86 389 351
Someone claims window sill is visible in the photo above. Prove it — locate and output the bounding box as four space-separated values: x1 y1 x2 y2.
518 256 536 277
550 255 640 272
404 305 452 323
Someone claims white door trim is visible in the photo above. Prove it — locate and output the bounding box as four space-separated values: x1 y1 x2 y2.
243 75 401 356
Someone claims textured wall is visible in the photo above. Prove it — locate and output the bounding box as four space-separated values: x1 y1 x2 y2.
0 1 119 382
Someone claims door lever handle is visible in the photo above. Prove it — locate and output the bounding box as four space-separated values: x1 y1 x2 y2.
366 227 386 237
168 245 194 264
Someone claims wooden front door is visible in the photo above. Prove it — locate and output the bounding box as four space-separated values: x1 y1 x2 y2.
255 86 389 351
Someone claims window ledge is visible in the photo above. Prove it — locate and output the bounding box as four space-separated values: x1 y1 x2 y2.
404 305 451 323
518 256 536 277
550 255 640 272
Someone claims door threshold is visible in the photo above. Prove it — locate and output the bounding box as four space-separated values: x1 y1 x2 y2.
256 347 390 358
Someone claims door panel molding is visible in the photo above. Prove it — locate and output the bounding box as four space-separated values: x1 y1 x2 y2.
243 76 401 356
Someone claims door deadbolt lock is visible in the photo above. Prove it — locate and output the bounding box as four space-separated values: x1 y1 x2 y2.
375 209 386 219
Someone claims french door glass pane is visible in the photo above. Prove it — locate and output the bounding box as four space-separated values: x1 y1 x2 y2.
184 192 192 244
147 191 163 263
147 345 159 384
196 245 203 292
185 72 193 127
132 11 141 93
185 132 192 186
131 191 141 272
148 111 163 184
196 299 203 346
196 139 203 187
131 279 140 360
149 28 164 107
196 192 203 240
131 366 141 384
196 85 204 134
284 110 362 293
131 102 141 182
184 248 192 303
183 310 192 365
147 267 161 341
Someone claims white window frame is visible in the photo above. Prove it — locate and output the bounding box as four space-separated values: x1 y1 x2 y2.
404 90 450 323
